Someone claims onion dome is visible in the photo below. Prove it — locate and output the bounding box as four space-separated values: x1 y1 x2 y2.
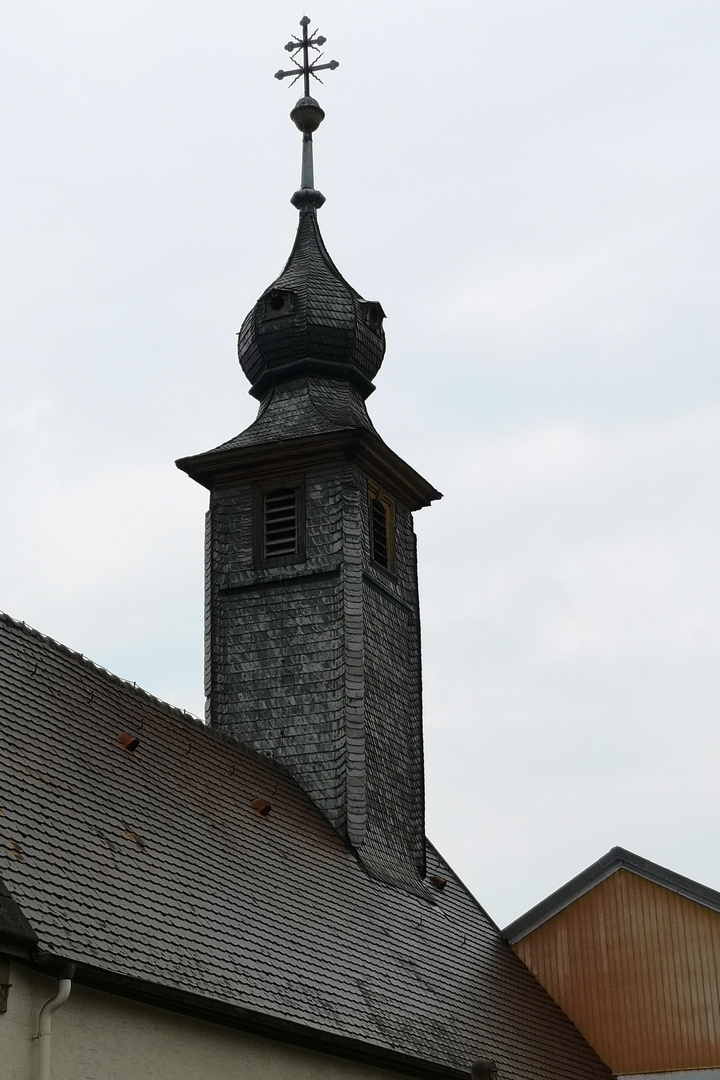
239 21 385 400
237 206 386 400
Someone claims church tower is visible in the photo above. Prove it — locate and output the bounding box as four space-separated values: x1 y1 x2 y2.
177 18 441 893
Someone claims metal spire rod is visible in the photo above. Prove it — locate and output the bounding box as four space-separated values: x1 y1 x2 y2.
274 16 339 209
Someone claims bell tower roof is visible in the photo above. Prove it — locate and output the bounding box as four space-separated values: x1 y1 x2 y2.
238 17 386 401
238 208 386 400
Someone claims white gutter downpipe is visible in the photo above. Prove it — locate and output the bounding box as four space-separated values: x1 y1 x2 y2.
37 964 74 1080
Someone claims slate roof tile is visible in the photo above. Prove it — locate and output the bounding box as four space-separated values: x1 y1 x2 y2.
237 207 385 399
208 377 378 457
0 612 612 1080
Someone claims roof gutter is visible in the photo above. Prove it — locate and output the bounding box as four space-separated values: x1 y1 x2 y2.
72 961 471 1080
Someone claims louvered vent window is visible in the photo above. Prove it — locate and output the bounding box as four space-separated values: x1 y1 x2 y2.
264 488 298 558
371 499 389 569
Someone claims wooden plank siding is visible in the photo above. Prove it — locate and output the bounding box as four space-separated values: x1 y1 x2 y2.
511 869 720 1074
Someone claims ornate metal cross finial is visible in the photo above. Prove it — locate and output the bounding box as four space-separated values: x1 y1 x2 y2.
275 17 338 210
274 16 339 97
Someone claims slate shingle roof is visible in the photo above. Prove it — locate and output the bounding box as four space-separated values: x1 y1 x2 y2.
0 613 611 1079
237 206 386 400
209 377 377 454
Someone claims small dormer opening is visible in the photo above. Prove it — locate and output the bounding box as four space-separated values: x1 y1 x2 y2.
358 299 386 334
264 488 298 558
259 287 297 323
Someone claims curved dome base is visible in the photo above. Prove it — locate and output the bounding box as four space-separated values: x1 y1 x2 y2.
248 358 376 401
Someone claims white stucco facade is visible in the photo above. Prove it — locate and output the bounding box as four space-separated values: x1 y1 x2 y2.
0 962 407 1080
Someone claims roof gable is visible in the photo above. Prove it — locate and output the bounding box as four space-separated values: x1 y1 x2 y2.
504 846 720 943
508 866 720 1074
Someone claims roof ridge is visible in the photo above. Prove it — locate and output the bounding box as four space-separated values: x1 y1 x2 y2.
0 608 204 727
424 837 502 933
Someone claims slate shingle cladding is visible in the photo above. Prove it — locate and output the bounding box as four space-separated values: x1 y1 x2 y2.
237 205 385 400
180 197 437 893
0 613 613 1080
178 361 442 896
201 412 428 893
213 377 379 451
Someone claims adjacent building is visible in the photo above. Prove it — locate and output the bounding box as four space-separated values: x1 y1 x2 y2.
505 846 720 1079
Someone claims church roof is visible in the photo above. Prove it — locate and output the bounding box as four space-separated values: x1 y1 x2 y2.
236 22 385 403
209 378 378 450
0 612 611 1080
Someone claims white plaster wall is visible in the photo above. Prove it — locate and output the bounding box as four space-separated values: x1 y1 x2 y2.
0 962 408 1080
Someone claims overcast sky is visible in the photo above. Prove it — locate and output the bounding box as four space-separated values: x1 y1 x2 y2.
2 0 719 926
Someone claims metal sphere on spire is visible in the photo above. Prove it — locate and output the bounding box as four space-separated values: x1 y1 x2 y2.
290 97 325 135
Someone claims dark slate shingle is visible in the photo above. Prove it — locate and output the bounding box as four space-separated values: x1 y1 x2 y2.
0 613 612 1080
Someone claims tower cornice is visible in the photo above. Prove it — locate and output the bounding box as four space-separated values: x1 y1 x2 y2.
176 427 442 511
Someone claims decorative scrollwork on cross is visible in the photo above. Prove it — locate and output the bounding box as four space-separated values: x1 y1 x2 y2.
274 16 339 98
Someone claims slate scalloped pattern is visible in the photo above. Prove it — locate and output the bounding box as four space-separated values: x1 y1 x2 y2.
0 613 612 1080
237 207 385 391
206 462 428 895
209 378 377 456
